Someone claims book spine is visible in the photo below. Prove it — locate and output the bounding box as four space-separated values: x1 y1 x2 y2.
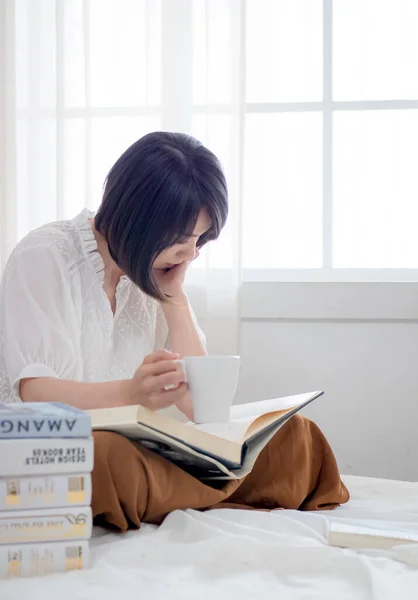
0 506 92 545
0 438 93 477
0 540 90 579
0 474 92 510
0 413 92 439
0 437 94 476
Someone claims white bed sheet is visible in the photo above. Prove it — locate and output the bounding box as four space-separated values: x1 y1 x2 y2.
3 475 418 600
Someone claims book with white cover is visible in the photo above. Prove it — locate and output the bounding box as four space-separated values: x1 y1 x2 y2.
0 540 90 579
0 473 92 510
328 521 418 550
0 437 93 476
0 402 91 438
0 506 92 545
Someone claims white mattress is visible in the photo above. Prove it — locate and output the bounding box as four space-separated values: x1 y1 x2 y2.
4 475 418 599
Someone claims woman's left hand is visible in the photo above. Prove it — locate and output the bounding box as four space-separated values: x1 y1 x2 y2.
153 261 190 300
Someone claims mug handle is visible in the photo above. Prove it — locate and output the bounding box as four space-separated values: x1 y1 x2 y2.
164 359 187 390
175 359 187 383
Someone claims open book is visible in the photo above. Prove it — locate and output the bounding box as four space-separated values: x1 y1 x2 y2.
89 391 323 480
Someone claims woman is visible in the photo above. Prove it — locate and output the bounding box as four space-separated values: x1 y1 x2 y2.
0 132 349 529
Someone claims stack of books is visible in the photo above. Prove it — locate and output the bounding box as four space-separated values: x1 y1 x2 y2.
0 403 94 579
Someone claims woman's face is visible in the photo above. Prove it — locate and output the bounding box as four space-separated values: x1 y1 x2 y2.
153 210 211 271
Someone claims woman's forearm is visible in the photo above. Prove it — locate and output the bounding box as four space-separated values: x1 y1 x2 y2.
20 377 132 410
162 295 207 357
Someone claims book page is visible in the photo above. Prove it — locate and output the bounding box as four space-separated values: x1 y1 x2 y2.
230 392 322 422
189 422 250 443
217 413 295 480
191 413 295 443
186 392 323 443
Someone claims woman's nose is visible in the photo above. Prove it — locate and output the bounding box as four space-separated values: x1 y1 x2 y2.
180 241 197 261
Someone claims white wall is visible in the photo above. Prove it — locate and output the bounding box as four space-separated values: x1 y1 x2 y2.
234 283 418 482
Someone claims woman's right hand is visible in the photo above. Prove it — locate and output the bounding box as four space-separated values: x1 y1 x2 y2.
127 349 188 410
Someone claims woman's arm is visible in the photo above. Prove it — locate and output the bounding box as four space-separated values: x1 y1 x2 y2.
20 377 132 409
19 350 188 411
155 260 207 358
162 294 206 357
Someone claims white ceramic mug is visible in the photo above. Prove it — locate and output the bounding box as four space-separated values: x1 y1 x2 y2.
176 355 240 423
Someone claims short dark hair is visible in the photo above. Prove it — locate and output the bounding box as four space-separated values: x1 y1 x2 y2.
95 131 228 300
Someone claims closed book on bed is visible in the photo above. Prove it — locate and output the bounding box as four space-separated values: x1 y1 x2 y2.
0 540 90 579
0 473 92 510
0 403 91 439
328 522 418 550
0 437 94 477
89 391 322 480
0 506 92 545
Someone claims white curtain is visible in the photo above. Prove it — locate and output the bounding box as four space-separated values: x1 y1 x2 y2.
0 0 244 354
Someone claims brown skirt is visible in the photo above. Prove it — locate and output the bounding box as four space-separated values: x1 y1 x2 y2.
91 414 350 531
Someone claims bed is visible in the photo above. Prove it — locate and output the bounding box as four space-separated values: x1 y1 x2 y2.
3 475 418 599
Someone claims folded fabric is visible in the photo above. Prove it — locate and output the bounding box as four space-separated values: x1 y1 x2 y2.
91 414 350 531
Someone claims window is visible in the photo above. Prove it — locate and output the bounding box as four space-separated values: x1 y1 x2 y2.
192 0 418 280
14 0 418 282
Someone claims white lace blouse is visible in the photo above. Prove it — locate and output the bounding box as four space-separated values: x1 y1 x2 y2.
0 209 197 404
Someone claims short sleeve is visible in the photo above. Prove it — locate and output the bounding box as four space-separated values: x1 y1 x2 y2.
0 247 81 398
